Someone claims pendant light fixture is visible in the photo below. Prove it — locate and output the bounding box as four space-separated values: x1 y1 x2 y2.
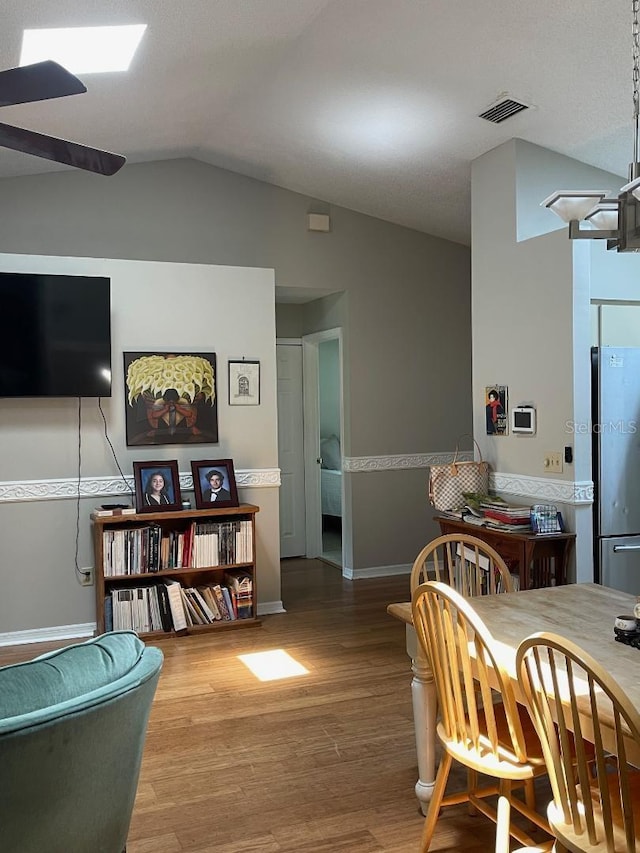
542 0 640 251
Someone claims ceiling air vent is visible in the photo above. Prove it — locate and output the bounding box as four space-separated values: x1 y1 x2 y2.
479 96 529 124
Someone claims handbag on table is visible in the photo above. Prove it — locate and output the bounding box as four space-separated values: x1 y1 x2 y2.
428 438 489 512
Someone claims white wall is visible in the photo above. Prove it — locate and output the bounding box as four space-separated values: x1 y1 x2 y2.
472 139 640 584
0 253 279 635
472 141 576 478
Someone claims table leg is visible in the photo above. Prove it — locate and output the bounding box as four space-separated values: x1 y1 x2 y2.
559 540 572 585
523 542 535 589
407 625 437 815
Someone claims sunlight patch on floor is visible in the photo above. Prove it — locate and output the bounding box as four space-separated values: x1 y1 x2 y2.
238 649 309 681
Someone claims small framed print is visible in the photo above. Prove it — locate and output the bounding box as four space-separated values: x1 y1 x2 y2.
133 460 182 513
228 360 260 406
191 459 239 509
485 385 508 436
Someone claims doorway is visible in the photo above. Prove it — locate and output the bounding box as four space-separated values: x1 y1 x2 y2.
302 328 344 568
318 338 342 566
277 329 344 569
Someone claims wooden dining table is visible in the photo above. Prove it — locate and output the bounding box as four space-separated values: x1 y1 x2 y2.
387 582 640 816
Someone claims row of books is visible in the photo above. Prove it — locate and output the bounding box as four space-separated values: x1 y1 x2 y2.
105 571 254 633
101 519 253 576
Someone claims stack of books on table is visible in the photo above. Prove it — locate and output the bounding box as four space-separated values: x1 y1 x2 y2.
480 501 532 532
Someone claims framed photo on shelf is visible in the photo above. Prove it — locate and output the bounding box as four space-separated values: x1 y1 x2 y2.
133 460 182 513
123 352 218 446
191 459 239 509
228 359 260 406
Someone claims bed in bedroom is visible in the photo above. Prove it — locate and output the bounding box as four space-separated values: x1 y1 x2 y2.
320 435 342 518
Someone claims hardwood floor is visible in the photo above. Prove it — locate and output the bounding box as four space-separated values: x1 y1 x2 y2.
0 559 538 851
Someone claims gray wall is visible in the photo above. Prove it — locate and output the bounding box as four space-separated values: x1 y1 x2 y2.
0 254 278 635
0 156 471 593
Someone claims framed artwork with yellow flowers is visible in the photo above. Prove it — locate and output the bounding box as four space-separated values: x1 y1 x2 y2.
123 352 218 446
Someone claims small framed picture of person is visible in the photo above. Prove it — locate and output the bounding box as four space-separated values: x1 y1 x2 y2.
191 459 239 509
133 460 182 513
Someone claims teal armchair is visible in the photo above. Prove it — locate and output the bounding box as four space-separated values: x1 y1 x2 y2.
0 630 163 853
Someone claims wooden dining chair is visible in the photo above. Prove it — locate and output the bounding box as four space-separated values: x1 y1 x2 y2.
411 581 553 852
517 632 640 853
410 533 519 819
410 533 514 596
496 797 556 853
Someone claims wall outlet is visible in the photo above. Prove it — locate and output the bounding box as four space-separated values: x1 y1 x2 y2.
80 567 94 587
543 452 563 474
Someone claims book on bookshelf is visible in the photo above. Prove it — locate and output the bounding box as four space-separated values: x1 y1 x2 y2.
225 569 253 619
221 585 237 620
165 580 188 632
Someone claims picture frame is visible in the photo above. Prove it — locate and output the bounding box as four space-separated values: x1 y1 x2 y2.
191 459 239 509
133 460 182 513
228 359 260 406
485 384 508 436
124 352 218 446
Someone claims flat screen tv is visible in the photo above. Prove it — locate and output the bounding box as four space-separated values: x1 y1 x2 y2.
0 272 111 398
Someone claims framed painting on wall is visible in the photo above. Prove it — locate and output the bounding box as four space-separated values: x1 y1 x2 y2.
124 352 218 446
228 359 260 406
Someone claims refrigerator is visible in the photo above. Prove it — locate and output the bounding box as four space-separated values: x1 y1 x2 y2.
592 346 640 595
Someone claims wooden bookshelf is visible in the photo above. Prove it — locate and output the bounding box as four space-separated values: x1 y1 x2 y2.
91 503 260 638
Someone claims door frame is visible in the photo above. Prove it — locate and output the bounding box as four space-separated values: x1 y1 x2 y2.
302 327 345 559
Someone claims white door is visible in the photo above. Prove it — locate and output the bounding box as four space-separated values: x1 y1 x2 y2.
277 342 306 557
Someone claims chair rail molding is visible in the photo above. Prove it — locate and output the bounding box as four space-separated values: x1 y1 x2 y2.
343 451 474 472
0 468 281 504
490 472 594 505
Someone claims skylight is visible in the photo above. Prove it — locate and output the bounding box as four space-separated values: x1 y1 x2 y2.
20 24 147 74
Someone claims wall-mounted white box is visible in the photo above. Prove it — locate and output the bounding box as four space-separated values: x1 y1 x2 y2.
307 213 330 232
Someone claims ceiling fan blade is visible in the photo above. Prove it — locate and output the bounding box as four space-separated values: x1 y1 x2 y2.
0 121 125 176
0 61 86 108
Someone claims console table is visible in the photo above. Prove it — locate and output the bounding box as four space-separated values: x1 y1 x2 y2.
435 515 575 588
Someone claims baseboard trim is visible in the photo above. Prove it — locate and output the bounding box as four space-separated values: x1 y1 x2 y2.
343 563 412 580
257 601 286 615
0 622 96 648
0 605 285 646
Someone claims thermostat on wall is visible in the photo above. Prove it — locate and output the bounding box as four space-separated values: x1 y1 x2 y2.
511 406 536 435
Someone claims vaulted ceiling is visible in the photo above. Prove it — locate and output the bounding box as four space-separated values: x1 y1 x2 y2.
0 0 634 245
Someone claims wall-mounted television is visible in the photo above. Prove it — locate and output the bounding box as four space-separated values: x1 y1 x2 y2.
0 272 111 398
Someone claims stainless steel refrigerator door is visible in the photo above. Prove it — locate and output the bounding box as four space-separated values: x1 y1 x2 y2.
596 347 640 536
600 536 640 595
